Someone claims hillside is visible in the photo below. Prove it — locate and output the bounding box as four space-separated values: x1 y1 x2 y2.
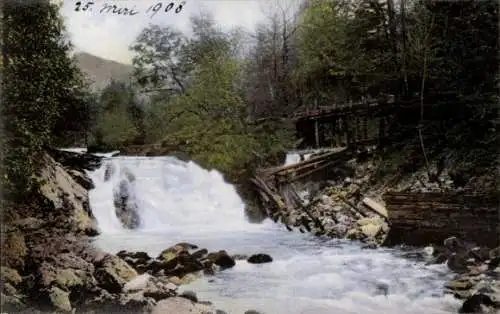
74 52 134 91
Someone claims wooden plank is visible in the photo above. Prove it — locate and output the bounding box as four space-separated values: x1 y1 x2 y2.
362 197 388 219
338 195 367 218
250 177 285 210
314 120 319 148
286 157 349 182
276 160 326 177
263 149 347 177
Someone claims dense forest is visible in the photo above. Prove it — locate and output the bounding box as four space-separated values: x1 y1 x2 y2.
2 0 498 201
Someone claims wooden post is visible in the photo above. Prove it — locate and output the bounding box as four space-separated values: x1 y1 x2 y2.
336 118 342 147
314 119 319 148
363 116 368 140
355 116 360 142
335 118 341 147
378 116 386 147
345 116 351 148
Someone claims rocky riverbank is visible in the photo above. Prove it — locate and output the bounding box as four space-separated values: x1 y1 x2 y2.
263 151 499 313
277 155 390 247
1 151 273 314
436 237 500 313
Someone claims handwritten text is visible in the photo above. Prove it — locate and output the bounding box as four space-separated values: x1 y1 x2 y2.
73 1 186 18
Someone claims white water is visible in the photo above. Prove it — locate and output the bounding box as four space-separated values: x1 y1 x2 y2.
87 156 462 314
285 153 312 165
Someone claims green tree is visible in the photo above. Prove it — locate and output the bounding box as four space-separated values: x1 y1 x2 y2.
293 0 353 104
1 0 89 199
130 24 188 96
91 80 143 149
133 11 295 181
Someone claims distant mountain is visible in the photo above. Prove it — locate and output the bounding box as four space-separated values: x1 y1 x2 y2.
74 52 135 91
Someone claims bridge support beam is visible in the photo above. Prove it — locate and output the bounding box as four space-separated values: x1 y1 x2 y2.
335 118 342 147
378 116 386 147
314 119 319 148
345 116 352 148
354 117 360 142
363 116 368 140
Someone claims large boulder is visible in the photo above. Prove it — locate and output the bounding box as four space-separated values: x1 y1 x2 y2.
38 154 99 236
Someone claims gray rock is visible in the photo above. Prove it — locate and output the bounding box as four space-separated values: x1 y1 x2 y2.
48 286 72 312
94 255 138 293
180 290 198 302
113 179 140 229
151 297 216 314
459 293 499 313
247 254 273 264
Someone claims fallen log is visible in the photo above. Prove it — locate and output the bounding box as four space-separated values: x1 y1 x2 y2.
284 157 351 182
338 195 367 218
264 149 346 177
250 177 286 211
288 185 326 231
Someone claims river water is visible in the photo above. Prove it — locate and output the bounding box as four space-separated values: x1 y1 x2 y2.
86 155 462 314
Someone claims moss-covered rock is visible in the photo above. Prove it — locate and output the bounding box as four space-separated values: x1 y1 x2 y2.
49 286 72 312
94 255 138 293
3 230 27 269
1 266 22 287
157 243 196 263
55 268 85 288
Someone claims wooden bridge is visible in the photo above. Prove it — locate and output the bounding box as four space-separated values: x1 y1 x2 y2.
290 94 468 149
250 97 406 223
293 98 398 150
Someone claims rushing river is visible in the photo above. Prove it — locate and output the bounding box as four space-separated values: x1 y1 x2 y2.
85 154 462 314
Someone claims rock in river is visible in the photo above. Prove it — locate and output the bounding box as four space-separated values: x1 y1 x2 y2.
459 293 499 313
207 250 235 269
247 254 273 264
113 179 140 229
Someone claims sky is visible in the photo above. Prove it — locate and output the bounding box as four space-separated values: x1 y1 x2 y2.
59 0 267 64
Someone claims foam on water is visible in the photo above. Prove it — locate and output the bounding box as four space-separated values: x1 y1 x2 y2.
284 152 312 166
87 155 462 314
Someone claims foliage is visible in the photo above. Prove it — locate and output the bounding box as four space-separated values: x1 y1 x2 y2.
150 53 282 178
130 24 188 96
93 109 139 149
293 0 353 103
99 0 498 181
127 11 295 181
90 80 144 149
1 0 91 199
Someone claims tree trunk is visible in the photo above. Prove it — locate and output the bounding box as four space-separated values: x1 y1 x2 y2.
400 0 409 97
